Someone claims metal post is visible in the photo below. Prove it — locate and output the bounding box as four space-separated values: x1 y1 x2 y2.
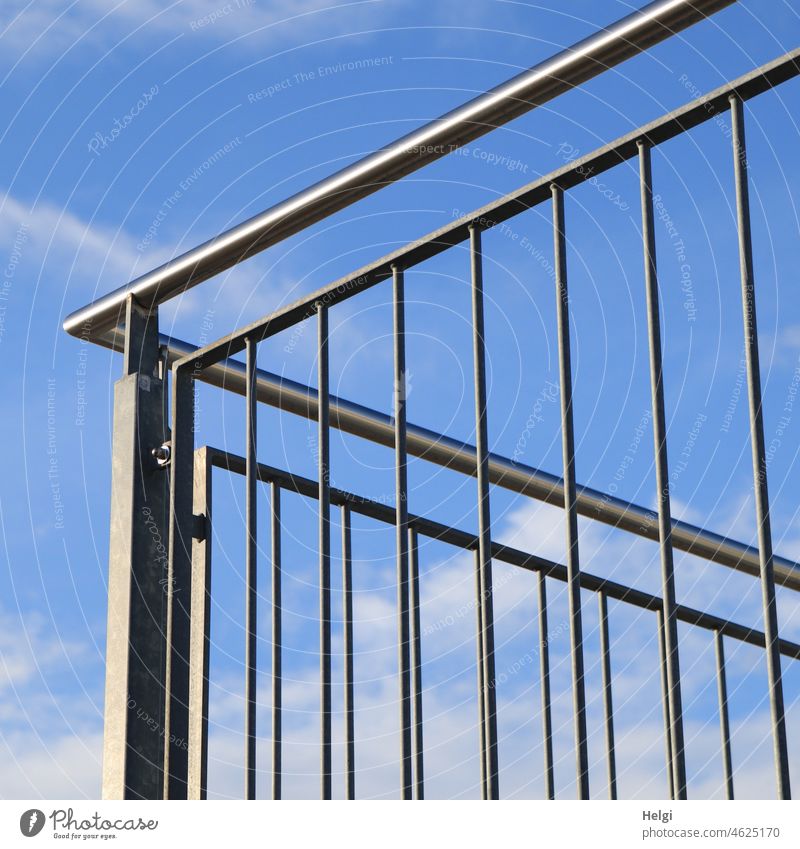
164 359 195 799
102 295 168 799
187 447 212 799
729 94 791 800
551 184 590 799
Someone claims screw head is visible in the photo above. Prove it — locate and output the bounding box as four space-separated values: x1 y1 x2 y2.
151 442 171 467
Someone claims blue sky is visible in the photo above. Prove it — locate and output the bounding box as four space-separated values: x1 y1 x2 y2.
1 0 800 799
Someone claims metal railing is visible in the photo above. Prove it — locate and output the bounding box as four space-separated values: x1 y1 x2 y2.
64 0 735 344
62 0 800 800
192 447 800 800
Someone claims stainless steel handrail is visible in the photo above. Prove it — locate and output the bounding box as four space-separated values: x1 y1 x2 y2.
63 0 735 341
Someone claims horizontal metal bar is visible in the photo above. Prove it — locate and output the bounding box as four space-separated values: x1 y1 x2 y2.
63 0 735 342
160 47 800 374
94 327 800 591
219 345 800 590
204 447 800 662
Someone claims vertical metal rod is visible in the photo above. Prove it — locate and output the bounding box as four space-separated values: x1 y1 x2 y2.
409 526 425 800
245 338 258 800
317 303 333 800
730 94 791 800
469 225 500 800
714 630 734 800
551 184 590 799
392 265 413 800
598 592 617 800
657 608 675 801
638 140 687 799
271 482 282 801
473 548 487 800
341 503 355 801
538 572 555 801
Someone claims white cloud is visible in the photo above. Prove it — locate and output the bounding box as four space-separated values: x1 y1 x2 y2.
0 606 103 798
0 730 102 798
0 0 388 57
0 191 144 289
0 188 297 336
0 610 93 696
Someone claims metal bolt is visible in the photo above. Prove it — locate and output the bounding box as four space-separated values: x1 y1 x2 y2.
151 442 171 468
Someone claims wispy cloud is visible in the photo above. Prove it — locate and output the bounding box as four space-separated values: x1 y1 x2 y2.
0 188 300 337
0 610 91 696
0 604 102 798
0 0 388 57
0 730 102 798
